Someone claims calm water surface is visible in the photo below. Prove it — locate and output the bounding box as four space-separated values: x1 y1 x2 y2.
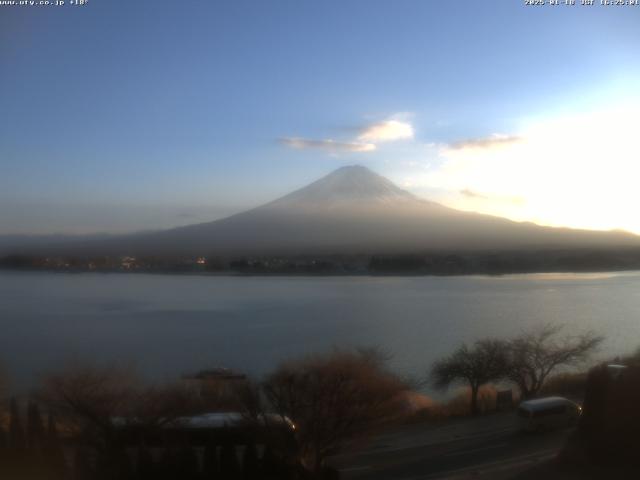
1 271 640 392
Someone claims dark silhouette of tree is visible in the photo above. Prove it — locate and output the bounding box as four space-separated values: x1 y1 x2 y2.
39 363 139 450
129 381 204 428
242 442 259 480
430 339 508 415
39 363 218 450
574 364 640 466
506 324 603 399
233 379 264 422
262 348 407 473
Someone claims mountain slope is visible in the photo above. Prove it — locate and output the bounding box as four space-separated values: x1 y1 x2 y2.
4 165 640 256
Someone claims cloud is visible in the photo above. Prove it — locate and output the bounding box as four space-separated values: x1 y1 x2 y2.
279 137 376 153
280 115 414 156
460 188 525 205
460 188 489 200
447 134 522 151
358 120 414 143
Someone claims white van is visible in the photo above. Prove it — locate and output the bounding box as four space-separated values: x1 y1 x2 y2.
516 396 581 432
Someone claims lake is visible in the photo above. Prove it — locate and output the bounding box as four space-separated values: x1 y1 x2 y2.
1 271 640 393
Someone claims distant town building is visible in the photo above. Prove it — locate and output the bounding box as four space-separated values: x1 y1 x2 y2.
120 256 137 269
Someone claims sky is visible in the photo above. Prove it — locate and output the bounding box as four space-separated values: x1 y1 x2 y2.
1 0 640 235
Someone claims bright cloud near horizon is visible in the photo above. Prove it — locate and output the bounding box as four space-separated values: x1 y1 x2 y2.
412 102 640 235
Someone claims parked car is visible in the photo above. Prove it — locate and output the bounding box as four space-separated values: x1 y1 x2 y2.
517 396 581 432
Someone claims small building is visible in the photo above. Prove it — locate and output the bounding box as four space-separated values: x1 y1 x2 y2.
182 367 248 403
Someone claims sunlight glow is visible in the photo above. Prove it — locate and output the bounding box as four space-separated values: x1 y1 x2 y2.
423 102 640 234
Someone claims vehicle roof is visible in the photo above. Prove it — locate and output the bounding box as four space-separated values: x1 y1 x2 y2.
519 396 574 410
174 412 294 430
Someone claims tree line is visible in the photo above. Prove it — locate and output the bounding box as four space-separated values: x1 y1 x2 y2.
429 324 603 415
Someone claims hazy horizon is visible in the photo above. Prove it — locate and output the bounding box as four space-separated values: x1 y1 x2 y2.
3 164 640 240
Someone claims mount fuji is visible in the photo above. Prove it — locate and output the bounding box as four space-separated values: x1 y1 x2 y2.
3 165 639 257
65 165 640 256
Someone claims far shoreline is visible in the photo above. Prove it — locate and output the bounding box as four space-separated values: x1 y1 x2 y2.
2 265 640 279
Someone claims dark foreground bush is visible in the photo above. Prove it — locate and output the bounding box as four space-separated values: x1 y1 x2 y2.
540 372 588 398
573 364 640 467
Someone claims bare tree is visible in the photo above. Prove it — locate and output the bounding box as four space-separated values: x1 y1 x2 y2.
39 364 217 439
430 339 508 416
262 348 408 472
128 382 205 428
506 324 603 399
38 363 139 447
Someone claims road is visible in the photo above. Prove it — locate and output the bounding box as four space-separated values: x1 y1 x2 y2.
329 413 573 479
